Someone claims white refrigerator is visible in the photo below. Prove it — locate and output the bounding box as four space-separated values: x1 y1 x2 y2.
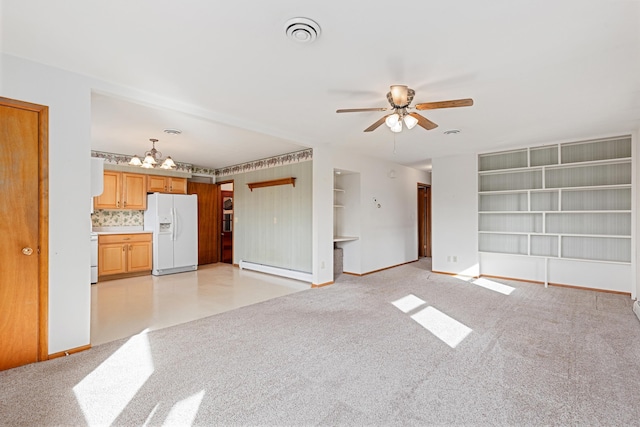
144 193 198 276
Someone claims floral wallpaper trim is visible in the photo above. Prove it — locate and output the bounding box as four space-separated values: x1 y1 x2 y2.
93 148 313 178
207 148 313 178
91 209 145 227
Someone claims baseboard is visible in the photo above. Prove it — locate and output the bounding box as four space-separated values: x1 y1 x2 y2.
311 281 334 288
633 300 640 322
480 274 631 296
239 260 312 283
48 344 91 360
432 270 479 279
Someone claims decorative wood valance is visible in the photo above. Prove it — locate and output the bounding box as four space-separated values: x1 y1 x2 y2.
247 177 296 191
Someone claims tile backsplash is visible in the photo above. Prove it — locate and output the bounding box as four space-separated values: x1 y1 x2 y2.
92 210 144 227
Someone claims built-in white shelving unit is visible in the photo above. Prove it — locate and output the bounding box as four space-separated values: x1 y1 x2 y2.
478 136 632 266
333 172 358 243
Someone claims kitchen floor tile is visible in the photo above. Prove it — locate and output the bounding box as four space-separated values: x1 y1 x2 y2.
91 263 310 346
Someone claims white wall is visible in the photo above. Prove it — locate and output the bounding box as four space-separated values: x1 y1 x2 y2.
431 154 479 276
329 146 430 275
2 54 92 353
312 146 334 285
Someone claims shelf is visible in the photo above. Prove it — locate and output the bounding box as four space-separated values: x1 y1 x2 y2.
478 136 633 265
333 188 345 192
333 236 359 242
247 177 295 191
334 205 345 208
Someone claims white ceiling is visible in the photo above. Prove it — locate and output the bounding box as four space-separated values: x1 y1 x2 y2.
3 1 640 170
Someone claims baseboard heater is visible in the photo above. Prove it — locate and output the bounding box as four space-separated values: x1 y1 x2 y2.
239 260 312 283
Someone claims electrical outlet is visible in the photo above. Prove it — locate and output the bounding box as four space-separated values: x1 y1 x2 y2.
274 217 277 224
453 256 458 262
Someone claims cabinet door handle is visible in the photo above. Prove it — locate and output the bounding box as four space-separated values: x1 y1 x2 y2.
122 245 126 252
124 201 127 207
117 200 120 208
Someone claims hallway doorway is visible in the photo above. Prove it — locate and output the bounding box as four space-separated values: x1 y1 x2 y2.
220 182 233 264
417 183 431 258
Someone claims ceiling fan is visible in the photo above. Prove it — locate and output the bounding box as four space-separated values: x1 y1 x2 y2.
336 85 473 133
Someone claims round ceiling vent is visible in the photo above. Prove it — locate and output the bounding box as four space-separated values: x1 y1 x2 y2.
285 17 321 43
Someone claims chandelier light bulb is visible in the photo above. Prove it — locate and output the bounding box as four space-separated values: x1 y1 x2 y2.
390 121 403 133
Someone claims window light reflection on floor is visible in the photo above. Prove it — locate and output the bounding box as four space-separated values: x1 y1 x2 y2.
391 294 427 313
73 329 154 427
411 306 472 348
162 390 205 426
471 277 515 295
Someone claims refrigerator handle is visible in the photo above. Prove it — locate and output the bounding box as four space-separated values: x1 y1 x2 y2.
173 207 178 241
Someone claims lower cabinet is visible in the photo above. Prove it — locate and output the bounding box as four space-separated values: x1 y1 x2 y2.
98 233 152 281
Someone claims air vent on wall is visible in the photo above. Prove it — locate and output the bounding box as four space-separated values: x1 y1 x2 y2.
284 17 321 43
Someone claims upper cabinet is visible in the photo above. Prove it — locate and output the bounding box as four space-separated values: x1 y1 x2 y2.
94 171 147 210
147 176 187 194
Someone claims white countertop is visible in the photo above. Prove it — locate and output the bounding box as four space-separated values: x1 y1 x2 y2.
92 226 152 235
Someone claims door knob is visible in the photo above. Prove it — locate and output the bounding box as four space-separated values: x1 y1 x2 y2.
22 247 34 256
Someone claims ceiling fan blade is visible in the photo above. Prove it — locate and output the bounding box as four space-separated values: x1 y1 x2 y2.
364 115 390 132
414 98 474 111
409 112 438 130
336 107 389 113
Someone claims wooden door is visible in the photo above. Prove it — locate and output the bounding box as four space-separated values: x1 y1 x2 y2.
122 173 146 209
418 185 432 258
94 171 120 209
187 181 220 265
0 97 48 370
221 190 233 264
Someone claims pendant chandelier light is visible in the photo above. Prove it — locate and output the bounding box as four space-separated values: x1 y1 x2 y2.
129 138 177 169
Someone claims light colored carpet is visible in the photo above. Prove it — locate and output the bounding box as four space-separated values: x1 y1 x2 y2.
2 259 640 426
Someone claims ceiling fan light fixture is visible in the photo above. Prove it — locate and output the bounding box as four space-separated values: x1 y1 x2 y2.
390 121 403 133
390 85 408 106
385 113 400 128
404 114 419 130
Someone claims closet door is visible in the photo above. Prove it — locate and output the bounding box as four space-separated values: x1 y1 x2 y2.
0 97 49 370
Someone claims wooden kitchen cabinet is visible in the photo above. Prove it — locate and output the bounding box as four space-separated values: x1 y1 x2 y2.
94 171 147 210
147 175 187 194
98 233 152 280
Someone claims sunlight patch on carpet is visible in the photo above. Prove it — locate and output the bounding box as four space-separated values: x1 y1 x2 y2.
392 294 426 313
411 306 472 348
74 329 154 426
162 390 205 426
471 278 515 295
